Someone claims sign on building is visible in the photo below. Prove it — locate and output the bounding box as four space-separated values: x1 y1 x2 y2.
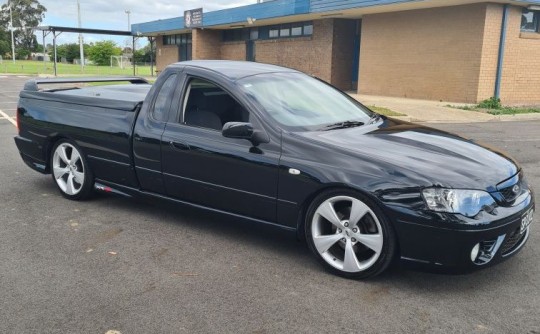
184 8 203 28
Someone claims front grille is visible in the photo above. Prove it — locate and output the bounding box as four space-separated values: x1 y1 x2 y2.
500 227 526 255
499 181 523 203
495 173 528 206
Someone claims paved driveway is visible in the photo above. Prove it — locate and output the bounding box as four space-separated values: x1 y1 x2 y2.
0 76 538 333
352 93 540 123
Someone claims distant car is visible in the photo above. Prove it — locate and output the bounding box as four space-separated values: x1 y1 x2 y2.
14 61 534 278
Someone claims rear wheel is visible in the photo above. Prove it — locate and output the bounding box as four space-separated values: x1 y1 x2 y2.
50 140 94 200
305 190 395 279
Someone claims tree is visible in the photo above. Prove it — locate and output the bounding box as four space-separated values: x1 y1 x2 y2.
51 42 92 63
0 0 47 53
133 43 155 63
56 43 78 62
0 28 10 57
87 40 121 66
33 42 42 52
0 40 10 57
16 47 29 59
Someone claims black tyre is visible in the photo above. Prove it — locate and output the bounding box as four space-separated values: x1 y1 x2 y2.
305 189 396 279
50 140 94 200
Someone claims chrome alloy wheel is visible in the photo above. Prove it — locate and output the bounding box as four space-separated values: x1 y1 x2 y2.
311 196 384 273
52 143 85 196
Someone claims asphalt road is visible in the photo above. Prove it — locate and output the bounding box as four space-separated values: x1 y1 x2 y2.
0 76 539 334
0 75 29 121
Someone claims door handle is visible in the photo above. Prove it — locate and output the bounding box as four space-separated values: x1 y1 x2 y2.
169 141 190 150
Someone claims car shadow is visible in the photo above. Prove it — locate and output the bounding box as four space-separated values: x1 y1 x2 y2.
90 190 317 266
376 251 531 293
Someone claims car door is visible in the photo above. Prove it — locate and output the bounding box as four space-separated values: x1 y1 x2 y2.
133 70 181 194
160 72 280 222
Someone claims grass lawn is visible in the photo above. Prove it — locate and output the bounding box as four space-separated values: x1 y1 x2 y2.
448 103 540 115
482 107 540 115
0 60 153 77
369 105 406 117
447 97 540 115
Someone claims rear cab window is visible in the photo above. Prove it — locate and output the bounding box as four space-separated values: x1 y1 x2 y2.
152 74 178 122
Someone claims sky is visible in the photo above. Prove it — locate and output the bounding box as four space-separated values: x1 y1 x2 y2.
26 0 254 46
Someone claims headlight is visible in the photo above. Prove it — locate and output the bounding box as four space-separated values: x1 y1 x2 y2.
422 188 496 217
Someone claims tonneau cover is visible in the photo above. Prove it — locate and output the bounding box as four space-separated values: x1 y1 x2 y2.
20 77 152 111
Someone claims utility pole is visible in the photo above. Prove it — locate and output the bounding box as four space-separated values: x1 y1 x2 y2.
77 0 84 69
125 10 131 31
8 0 15 62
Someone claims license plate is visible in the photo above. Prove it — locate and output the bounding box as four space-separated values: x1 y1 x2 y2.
520 208 534 234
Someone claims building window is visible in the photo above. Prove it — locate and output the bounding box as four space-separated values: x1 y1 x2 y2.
223 21 313 42
269 26 279 38
521 9 540 32
303 23 313 35
163 33 192 61
291 23 303 36
223 29 242 42
163 33 192 46
280 24 291 37
223 28 256 42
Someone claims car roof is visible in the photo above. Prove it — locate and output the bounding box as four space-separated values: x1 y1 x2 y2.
170 60 300 81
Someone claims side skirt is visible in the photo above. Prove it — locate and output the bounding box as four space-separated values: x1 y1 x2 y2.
94 179 296 232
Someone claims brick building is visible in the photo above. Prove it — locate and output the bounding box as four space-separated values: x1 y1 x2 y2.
132 0 540 104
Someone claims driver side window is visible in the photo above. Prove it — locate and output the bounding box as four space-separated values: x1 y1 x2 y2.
182 78 250 131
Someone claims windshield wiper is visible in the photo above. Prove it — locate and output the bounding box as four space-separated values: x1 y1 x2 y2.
321 120 365 131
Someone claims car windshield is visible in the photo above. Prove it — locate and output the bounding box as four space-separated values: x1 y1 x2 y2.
237 72 374 131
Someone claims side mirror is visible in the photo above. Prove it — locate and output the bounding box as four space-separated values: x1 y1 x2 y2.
222 122 254 139
222 122 270 146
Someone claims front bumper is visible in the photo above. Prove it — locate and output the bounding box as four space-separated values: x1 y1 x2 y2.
389 193 534 274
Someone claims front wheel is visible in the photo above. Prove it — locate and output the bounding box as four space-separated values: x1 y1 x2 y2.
305 190 396 279
50 140 94 200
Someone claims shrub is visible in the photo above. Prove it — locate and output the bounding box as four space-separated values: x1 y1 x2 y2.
477 97 502 109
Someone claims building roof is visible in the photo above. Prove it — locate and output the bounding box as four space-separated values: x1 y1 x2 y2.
172 60 298 80
132 0 540 36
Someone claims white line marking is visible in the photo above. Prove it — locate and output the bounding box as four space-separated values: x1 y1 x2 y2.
472 137 540 142
16 75 28 78
500 138 540 142
0 109 16 127
0 76 8 78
